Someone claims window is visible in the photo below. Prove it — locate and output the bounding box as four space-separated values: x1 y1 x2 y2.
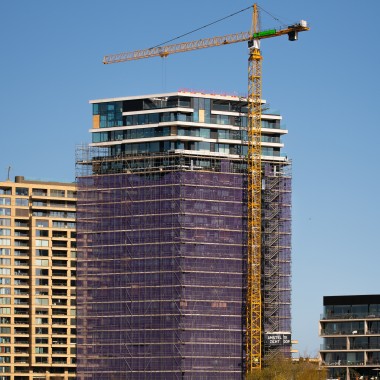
35 318 48 324
35 259 48 267
0 230 10 237
35 269 49 276
36 230 49 237
35 356 48 363
15 188 28 196
0 329 9 335
32 188 47 196
0 250 9 256
35 220 48 228
0 220 9 227
0 280 10 286
35 298 49 305
35 240 49 247
35 279 49 286
0 289 9 295
35 347 48 354
0 270 10 275
0 188 11 195
0 260 10 266
50 189 65 197
36 249 48 257
15 198 28 206
0 309 10 315
35 337 48 344
0 299 10 305
0 210 10 217
35 327 48 334
67 190 76 198
36 309 48 315
0 199 10 206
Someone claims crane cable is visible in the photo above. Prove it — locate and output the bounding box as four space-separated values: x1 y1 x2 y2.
149 5 253 50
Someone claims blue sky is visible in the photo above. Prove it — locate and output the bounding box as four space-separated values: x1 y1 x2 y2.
1 0 380 357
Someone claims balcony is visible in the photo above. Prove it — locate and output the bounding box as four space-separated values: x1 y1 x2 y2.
52 330 67 336
14 299 29 305
14 231 29 237
14 270 29 276
52 298 68 305
52 309 67 316
52 270 67 277
14 289 29 295
52 260 67 267
52 349 67 354
14 328 29 335
32 190 47 197
14 318 29 325
52 241 67 248
52 358 67 364
52 338 67 345
14 260 29 267
14 338 29 344
14 348 29 354
52 290 67 296
14 250 29 257
52 318 67 325
320 344 347 350
14 308 29 315
14 240 29 247
14 357 29 364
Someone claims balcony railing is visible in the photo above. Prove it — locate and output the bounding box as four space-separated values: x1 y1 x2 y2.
320 344 347 350
324 360 364 366
322 313 380 320
321 329 365 335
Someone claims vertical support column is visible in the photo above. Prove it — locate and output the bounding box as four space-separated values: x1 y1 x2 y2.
246 38 263 372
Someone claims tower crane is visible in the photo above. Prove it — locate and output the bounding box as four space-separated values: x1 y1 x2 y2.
103 3 309 374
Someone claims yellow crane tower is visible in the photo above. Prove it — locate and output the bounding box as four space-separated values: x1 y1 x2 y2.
103 3 309 374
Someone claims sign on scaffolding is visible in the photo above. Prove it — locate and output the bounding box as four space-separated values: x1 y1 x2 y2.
264 332 292 346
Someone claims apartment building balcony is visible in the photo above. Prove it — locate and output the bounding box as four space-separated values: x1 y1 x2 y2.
14 260 29 267
14 337 29 344
14 269 29 276
14 308 29 315
14 328 29 335
14 318 29 325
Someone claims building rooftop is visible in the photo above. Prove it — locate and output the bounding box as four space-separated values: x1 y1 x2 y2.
89 90 266 104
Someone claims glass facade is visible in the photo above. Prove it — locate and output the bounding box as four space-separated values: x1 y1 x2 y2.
91 94 284 158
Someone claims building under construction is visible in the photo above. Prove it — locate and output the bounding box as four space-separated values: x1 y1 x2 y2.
75 91 292 379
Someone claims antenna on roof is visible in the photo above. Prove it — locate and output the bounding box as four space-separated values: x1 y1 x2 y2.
7 166 11 181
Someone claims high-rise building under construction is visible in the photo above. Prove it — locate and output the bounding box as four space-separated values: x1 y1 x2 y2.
76 91 292 379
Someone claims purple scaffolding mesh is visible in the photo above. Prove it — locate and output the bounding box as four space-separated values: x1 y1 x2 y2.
76 151 292 379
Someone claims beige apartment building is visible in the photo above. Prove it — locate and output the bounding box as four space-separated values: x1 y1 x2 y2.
0 176 77 380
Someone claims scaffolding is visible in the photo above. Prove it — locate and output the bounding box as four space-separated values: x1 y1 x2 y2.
262 163 292 360
75 147 291 379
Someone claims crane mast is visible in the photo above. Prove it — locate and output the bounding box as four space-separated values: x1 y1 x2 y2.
246 4 262 371
103 3 309 375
